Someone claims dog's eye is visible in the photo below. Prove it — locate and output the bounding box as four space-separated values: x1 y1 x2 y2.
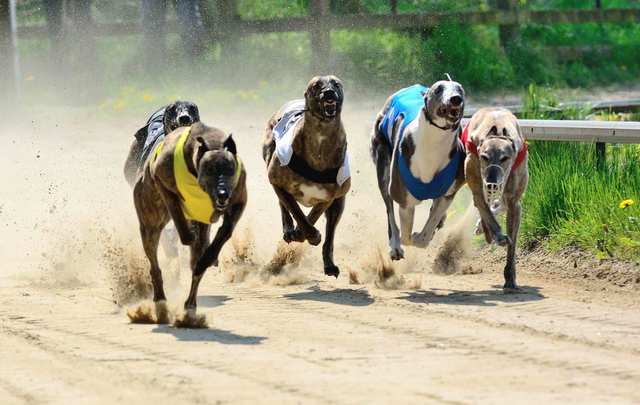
500 156 510 163
480 155 489 162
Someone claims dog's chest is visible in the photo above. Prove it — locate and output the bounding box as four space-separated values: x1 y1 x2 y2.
297 183 331 207
407 124 456 183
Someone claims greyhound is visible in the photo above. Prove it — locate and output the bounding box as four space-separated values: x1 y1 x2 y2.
124 100 200 186
124 101 201 261
371 81 466 260
133 122 246 323
262 76 350 278
462 107 528 291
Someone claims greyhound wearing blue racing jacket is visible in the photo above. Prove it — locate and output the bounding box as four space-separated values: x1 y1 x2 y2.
370 81 466 260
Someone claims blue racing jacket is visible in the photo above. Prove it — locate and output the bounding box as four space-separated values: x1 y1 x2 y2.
378 84 462 201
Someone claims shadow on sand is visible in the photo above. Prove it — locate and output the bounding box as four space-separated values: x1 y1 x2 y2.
152 325 266 344
398 285 545 307
197 295 232 308
284 285 374 307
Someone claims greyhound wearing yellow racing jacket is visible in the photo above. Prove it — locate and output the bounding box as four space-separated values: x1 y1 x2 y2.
133 123 247 324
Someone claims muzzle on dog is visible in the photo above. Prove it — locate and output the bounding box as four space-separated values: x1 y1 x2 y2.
482 164 509 205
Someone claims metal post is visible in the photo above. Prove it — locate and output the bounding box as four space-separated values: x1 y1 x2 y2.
0 0 17 106
390 0 398 15
309 0 331 74
496 0 519 51
596 142 606 166
217 0 239 60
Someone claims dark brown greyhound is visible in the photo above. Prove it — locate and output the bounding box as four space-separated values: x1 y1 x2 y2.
133 122 247 324
262 76 350 278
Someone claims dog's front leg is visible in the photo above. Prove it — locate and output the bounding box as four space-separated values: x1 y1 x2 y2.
322 197 345 277
503 199 522 291
412 195 455 248
185 201 246 315
471 190 510 247
273 186 321 246
157 183 194 245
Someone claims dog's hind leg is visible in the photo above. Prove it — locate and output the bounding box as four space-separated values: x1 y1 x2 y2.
399 205 415 246
322 197 345 278
374 143 403 260
503 200 522 291
273 186 322 246
412 195 455 248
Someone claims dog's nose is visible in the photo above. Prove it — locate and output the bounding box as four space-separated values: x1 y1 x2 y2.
179 115 192 126
216 189 229 203
450 95 463 107
323 89 338 102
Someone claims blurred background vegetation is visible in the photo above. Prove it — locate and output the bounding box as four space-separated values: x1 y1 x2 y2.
8 0 640 260
12 0 640 108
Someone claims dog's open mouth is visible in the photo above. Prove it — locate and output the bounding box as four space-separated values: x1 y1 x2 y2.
322 100 338 118
437 105 463 123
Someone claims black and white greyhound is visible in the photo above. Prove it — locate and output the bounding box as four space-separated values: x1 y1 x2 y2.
370 80 467 260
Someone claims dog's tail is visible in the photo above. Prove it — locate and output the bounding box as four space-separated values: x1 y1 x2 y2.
370 113 390 164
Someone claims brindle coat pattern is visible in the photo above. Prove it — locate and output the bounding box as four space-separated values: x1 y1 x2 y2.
371 81 466 260
262 76 350 278
134 122 246 321
464 107 528 291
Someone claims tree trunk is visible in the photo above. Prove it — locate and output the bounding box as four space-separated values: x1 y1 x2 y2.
497 0 519 51
44 0 64 78
0 0 17 106
66 0 99 100
141 0 168 72
309 0 331 75
176 0 205 59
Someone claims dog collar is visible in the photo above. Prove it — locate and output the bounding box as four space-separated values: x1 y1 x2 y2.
460 125 528 170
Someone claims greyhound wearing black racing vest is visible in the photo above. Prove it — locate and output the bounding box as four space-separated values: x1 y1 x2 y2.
124 101 200 186
371 80 466 260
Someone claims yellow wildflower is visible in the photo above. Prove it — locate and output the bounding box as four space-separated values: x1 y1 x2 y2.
619 199 634 209
142 93 154 102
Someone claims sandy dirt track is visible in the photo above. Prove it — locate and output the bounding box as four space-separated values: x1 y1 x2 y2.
1 104 639 404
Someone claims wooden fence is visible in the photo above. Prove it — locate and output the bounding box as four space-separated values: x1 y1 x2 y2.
9 1 640 72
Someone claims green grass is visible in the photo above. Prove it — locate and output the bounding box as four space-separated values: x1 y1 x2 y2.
518 87 640 260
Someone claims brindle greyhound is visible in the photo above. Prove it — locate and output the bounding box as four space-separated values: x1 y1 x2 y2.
263 76 350 278
462 108 528 291
134 122 246 323
371 80 466 260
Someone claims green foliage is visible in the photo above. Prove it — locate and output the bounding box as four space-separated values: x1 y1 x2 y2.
519 87 640 260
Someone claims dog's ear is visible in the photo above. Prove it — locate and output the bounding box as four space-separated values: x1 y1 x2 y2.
195 136 208 164
223 134 237 156
510 123 525 153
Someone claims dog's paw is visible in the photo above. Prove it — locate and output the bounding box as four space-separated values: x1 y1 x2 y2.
494 233 512 247
304 228 322 246
155 300 170 324
389 247 404 261
324 264 340 278
411 232 430 248
502 282 522 294
283 228 305 243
